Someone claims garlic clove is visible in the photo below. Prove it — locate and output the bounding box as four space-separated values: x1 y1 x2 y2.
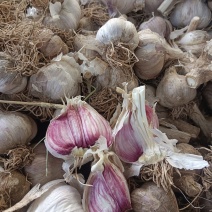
156 66 197 108
170 0 211 29
28 55 82 102
0 111 37 154
45 97 112 160
24 143 64 187
83 151 132 211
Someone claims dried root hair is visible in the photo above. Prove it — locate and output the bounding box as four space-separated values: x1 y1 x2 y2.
82 0 109 26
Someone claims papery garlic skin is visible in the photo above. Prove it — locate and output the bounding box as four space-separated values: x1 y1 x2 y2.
0 111 37 154
170 0 211 29
0 52 27 94
24 143 64 187
27 182 84 212
100 0 145 16
43 0 81 30
83 151 132 212
45 98 112 159
28 55 82 102
96 17 139 51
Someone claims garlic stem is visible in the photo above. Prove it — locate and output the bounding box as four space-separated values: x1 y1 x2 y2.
157 0 182 15
188 103 211 139
185 65 212 88
0 100 64 109
186 16 200 33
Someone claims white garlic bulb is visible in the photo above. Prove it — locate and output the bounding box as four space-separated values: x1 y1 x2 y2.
28 55 82 102
170 0 211 29
24 143 64 187
134 30 184 80
100 0 145 16
27 182 84 212
139 16 172 39
96 17 139 51
156 66 197 108
0 111 37 154
176 30 210 57
43 0 81 30
0 52 27 94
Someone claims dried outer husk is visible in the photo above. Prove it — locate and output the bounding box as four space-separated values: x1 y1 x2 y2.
0 111 37 154
0 169 30 210
202 81 212 110
24 143 64 187
156 66 197 108
138 16 172 39
131 182 179 212
28 55 82 102
170 0 211 29
43 0 81 30
0 52 27 94
27 182 84 212
134 30 184 80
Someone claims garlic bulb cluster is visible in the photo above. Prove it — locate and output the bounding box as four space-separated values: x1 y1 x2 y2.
156 66 197 108
28 55 82 102
170 0 211 29
27 181 84 212
45 97 112 160
0 111 37 154
83 150 132 211
176 30 210 57
138 16 172 39
0 52 27 94
24 143 64 187
134 30 184 80
96 17 139 51
99 0 145 16
43 0 81 30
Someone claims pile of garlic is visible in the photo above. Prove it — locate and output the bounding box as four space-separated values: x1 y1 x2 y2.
0 0 212 211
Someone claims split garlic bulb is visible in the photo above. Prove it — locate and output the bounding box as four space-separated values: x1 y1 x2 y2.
96 17 139 51
0 111 37 154
28 55 82 102
24 143 64 187
170 0 211 29
156 66 197 108
100 0 145 16
134 30 184 80
43 0 81 30
176 30 210 57
139 16 172 39
27 182 84 212
0 52 27 94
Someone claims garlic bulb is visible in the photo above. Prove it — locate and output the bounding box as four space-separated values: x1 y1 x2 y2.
24 143 64 187
100 0 145 16
28 55 82 102
43 0 81 30
170 0 211 29
131 182 179 212
35 28 69 59
27 182 84 212
83 151 132 211
96 17 139 51
0 169 31 210
0 52 27 94
134 30 184 80
138 16 172 39
94 66 139 91
203 81 212 110
176 30 210 57
156 66 197 108
143 0 163 14
0 111 37 154
45 97 112 160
